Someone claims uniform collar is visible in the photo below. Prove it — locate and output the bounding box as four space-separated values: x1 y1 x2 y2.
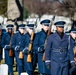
56 31 64 39
8 32 12 37
19 31 24 35
41 29 47 35
54 31 67 41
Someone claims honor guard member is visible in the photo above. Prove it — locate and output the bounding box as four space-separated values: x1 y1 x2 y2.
69 28 76 75
23 24 35 75
0 25 5 64
45 21 75 75
3 24 14 75
33 19 51 75
12 24 26 75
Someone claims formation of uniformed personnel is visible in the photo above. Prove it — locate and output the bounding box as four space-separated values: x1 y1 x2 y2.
33 19 51 75
0 19 76 75
45 21 75 75
23 24 35 75
12 24 26 75
2 24 14 75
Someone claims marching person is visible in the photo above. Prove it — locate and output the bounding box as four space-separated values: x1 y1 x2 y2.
12 24 26 75
33 19 51 75
23 24 35 75
69 28 76 75
0 25 5 64
2 24 14 75
45 21 75 75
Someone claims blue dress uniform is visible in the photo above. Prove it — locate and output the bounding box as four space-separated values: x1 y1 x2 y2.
45 21 75 75
12 24 26 75
33 19 51 75
69 28 76 75
2 24 14 75
23 24 34 75
0 26 5 62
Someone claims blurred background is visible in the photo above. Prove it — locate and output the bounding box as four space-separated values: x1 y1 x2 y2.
0 0 76 32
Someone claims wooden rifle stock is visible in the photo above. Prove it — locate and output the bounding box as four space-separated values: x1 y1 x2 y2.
9 48 13 57
74 46 76 54
27 32 34 62
19 51 23 59
42 52 45 61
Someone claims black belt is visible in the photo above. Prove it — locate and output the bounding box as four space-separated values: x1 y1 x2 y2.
52 48 67 53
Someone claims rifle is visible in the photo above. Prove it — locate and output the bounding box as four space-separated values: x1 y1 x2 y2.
26 17 38 62
42 33 50 61
19 31 26 59
27 31 34 62
42 15 56 61
9 31 14 57
74 38 76 64
18 32 24 59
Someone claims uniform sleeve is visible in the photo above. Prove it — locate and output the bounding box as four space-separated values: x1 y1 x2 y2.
1 34 6 48
33 33 39 52
25 35 30 47
45 35 53 63
11 34 16 50
68 36 75 63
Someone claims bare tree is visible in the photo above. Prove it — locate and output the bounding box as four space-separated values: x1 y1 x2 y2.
24 0 76 18
62 0 76 17
24 0 54 17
